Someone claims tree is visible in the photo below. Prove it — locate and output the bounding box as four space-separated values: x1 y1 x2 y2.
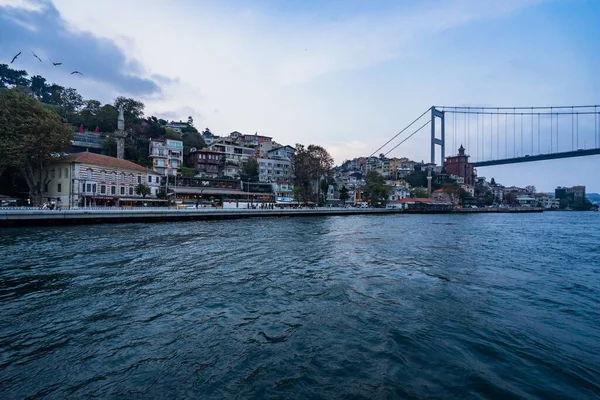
179 166 198 178
165 128 180 140
320 178 330 205
135 183 151 198
0 64 29 88
241 158 259 181
102 137 117 157
339 185 349 206
181 131 205 154
114 96 145 123
411 187 428 198
363 170 389 206
0 89 73 204
96 105 118 132
60 87 84 117
490 177 496 186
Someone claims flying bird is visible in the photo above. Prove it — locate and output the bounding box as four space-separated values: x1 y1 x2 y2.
50 59 62 66
31 51 42 62
71 71 83 75
11 52 21 64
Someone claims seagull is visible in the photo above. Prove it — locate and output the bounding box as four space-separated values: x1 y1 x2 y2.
71 71 83 75
11 52 21 64
31 51 42 62
50 59 62 66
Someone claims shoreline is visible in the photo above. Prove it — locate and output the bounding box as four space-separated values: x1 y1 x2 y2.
0 207 545 228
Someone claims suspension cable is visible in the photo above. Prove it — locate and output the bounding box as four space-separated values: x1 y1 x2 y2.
369 108 430 157
384 120 431 157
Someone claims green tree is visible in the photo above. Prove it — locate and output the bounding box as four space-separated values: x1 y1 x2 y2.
292 144 333 203
363 170 389 206
181 131 205 154
135 183 151 198
339 185 349 206
411 187 428 198
165 128 180 140
490 177 496 186
179 166 198 178
241 158 259 181
60 87 84 118
114 96 145 123
102 137 117 157
0 89 73 204
0 64 29 88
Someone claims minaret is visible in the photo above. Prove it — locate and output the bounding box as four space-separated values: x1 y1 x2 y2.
113 105 127 159
427 169 432 197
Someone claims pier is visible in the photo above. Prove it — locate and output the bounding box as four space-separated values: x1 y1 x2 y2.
0 207 544 228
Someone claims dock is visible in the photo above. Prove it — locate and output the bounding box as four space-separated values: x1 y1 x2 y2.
0 206 545 228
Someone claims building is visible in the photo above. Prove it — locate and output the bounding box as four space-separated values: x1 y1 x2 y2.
240 133 272 147
149 139 184 176
208 139 255 166
555 186 586 201
266 145 295 160
41 152 162 208
516 196 537 207
164 121 191 134
536 195 560 209
257 157 292 183
188 149 223 177
272 180 294 198
445 145 476 185
385 197 452 211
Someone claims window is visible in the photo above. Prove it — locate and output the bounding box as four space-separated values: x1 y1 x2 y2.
64 168 68 178
101 171 106 180
137 175 141 184
87 169 92 180
57 183 62 193
86 183 92 192
129 187 133 195
155 176 159 183
101 185 106 194
51 169 55 179
120 173 124 182
111 186 116 195
148 175 152 183
111 172 116 181
58 168 62 179
120 187 125 195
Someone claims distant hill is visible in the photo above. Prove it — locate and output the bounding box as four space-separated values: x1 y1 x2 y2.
587 193 600 203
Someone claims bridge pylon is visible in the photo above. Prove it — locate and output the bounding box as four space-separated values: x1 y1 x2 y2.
430 106 445 167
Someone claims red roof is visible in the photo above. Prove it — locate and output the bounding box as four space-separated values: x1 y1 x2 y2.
54 152 154 173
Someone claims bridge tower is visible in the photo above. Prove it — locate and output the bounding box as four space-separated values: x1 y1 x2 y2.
430 107 445 167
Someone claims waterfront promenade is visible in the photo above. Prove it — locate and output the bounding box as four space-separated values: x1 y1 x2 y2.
0 206 544 227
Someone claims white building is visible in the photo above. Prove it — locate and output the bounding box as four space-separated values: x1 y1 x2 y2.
149 139 184 176
164 121 190 134
208 139 255 166
41 152 162 208
266 145 295 160
537 196 560 209
257 157 292 183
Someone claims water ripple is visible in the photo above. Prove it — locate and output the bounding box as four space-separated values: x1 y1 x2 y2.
1 213 599 399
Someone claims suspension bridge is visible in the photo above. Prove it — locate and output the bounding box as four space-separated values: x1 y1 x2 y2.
371 105 600 168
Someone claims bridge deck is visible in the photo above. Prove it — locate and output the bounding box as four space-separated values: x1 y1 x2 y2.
472 148 600 167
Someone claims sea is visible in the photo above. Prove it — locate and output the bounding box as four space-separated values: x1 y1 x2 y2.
1 212 599 399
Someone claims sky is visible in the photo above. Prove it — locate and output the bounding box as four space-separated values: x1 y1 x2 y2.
1 0 599 192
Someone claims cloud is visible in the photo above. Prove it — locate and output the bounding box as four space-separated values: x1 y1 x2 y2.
3 0 600 191
0 0 161 98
